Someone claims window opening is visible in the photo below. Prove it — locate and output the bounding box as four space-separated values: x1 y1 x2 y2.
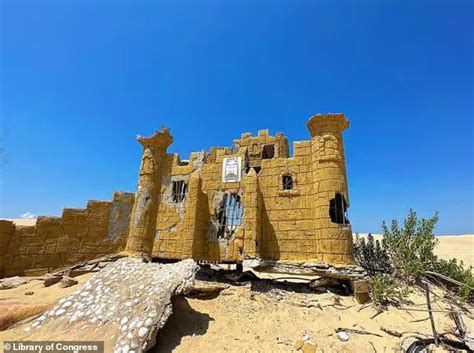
282 175 293 190
329 193 350 225
216 193 243 239
262 144 275 159
244 152 251 174
172 180 187 203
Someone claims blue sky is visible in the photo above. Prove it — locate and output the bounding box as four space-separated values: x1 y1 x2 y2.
1 1 472 234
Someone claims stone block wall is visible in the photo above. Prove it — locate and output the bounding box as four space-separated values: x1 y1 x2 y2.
257 148 315 261
1 192 134 277
0 220 15 277
149 114 354 266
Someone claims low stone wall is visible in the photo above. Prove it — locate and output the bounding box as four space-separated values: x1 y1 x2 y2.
0 192 134 277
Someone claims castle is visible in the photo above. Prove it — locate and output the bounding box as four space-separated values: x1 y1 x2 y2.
0 113 354 277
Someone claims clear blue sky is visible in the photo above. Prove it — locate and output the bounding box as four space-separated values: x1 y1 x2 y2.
1 1 473 234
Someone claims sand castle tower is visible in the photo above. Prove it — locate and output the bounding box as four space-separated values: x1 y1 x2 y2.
125 128 173 257
307 114 354 265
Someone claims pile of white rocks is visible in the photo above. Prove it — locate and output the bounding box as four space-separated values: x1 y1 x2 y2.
23 258 198 353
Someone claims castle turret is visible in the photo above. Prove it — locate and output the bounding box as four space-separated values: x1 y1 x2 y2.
307 113 354 265
125 128 173 258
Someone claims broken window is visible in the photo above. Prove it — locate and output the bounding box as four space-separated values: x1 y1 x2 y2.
172 180 187 203
262 144 275 159
216 193 243 239
282 175 293 190
329 193 350 225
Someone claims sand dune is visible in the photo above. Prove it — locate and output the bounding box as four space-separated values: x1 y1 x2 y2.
6 218 37 226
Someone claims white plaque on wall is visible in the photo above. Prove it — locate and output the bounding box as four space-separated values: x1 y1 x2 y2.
222 157 242 183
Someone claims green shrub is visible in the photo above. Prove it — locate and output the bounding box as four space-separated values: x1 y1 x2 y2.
379 209 472 302
382 209 439 280
353 233 392 275
370 274 411 307
432 258 474 301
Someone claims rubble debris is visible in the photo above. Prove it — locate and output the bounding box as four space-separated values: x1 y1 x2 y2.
21 258 198 352
336 331 350 341
24 291 34 296
59 276 78 288
308 277 340 288
451 308 474 350
187 282 229 299
380 326 402 337
351 279 371 304
0 254 125 291
43 274 63 287
294 334 317 353
336 327 382 338
0 276 30 290
243 259 366 280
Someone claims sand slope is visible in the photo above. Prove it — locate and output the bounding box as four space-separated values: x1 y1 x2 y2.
2 274 472 353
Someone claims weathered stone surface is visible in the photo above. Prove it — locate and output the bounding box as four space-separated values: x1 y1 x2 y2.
0 276 29 290
43 274 62 287
59 276 78 288
151 113 355 265
2 193 134 277
125 128 173 257
21 258 198 352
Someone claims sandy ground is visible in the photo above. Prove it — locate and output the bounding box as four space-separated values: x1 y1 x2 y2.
153 282 474 353
0 273 93 305
1 271 473 353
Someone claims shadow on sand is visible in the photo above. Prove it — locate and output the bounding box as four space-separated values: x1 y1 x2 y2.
150 296 213 353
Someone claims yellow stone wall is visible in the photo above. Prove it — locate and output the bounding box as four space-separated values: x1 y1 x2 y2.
151 113 354 266
1 192 134 277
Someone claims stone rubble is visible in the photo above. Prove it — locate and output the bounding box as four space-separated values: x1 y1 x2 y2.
22 258 198 353
337 331 350 342
59 276 78 288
